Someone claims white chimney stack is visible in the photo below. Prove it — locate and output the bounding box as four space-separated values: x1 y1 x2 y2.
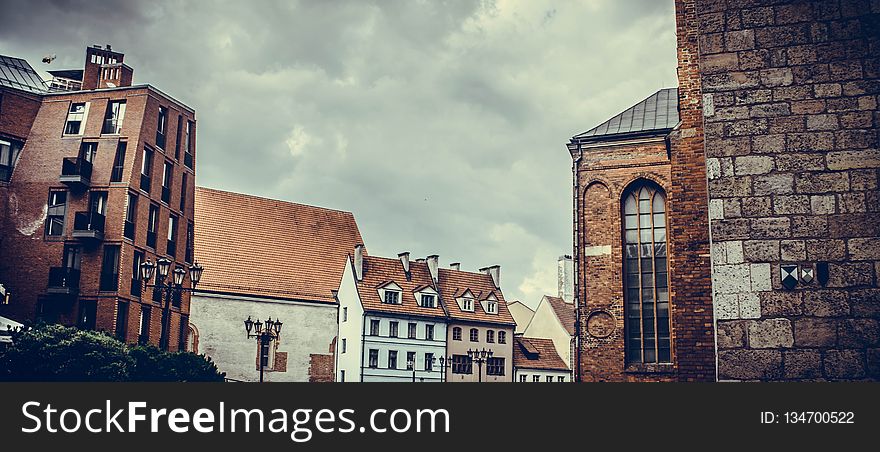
450 262 460 271
426 255 439 284
558 255 574 303
398 252 411 273
480 265 501 289
354 244 364 281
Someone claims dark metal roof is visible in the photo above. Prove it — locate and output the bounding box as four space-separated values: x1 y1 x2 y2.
47 69 84 81
0 55 47 94
572 88 679 142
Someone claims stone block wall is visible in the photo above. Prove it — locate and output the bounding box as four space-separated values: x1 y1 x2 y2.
692 0 880 380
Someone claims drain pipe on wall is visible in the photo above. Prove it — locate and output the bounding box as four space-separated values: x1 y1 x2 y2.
571 140 584 382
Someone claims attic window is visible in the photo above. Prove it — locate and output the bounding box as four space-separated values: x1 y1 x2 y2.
420 294 436 308
486 301 498 314
462 298 474 312
383 290 400 304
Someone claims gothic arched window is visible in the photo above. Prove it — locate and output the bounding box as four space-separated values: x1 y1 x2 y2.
623 182 670 364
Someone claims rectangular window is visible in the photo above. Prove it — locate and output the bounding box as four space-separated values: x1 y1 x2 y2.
498 331 507 344
79 141 97 162
167 214 177 257
486 301 498 314
185 221 194 263
139 305 151 345
340 370 345 382
147 204 159 249
424 353 434 371
64 102 87 135
407 323 417 339
383 290 399 304
452 327 462 341
389 321 398 338
179 172 188 211
178 314 189 352
175 115 182 160
519 375 526 382
469 328 478 342
45 191 67 236
420 294 435 308
183 121 194 169
102 100 126 134
110 141 127 182
546 376 553 382
486 330 495 343
387 350 397 369
161 161 173 203
115 300 129 341
341 338 346 353
452 355 472 374
77 300 97 330
370 319 379 336
140 147 153 192
156 106 167 149
124 193 137 241
426 324 434 341
368 349 378 368
533 375 540 382
0 138 23 182
486 357 505 376
99 245 120 291
131 250 144 298
342 307 347 322
462 298 473 311
558 376 565 382
406 352 416 370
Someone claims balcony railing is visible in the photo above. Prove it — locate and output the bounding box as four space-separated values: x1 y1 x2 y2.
47 267 80 295
72 211 105 241
60 157 92 188
124 220 135 240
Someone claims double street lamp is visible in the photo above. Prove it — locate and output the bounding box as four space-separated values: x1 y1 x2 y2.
406 355 454 383
244 316 283 383
140 257 204 351
467 348 494 383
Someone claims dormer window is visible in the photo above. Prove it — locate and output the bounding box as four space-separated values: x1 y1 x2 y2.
486 301 498 314
462 298 473 311
384 290 400 304
420 294 436 308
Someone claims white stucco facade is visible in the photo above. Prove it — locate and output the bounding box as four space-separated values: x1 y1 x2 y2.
189 292 338 382
523 296 575 374
515 367 570 383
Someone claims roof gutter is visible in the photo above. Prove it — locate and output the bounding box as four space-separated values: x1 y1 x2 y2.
571 139 583 383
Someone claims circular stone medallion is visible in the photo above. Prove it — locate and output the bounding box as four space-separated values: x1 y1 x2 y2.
586 311 615 338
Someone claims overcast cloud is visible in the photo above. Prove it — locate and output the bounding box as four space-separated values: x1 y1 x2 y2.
0 0 678 307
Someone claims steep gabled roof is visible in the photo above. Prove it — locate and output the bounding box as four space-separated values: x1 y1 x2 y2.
194 186 365 303
545 295 576 336
439 268 515 326
513 336 569 371
571 88 679 143
355 256 447 319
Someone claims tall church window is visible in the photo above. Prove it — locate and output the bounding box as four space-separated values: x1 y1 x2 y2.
623 182 670 364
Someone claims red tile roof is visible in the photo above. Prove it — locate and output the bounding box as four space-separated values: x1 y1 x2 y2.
438 268 516 326
546 295 576 336
356 256 447 319
513 336 569 371
194 186 365 303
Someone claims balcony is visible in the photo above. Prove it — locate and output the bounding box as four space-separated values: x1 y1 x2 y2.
72 211 105 241
59 157 92 188
47 267 80 295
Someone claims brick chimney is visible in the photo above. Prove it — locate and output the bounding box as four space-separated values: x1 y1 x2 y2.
480 265 501 289
426 255 439 284
82 45 132 90
354 244 364 281
558 255 574 303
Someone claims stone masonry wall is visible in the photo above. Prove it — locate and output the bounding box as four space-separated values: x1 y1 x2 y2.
695 0 880 380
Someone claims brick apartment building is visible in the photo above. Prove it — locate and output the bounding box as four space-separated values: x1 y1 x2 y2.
570 0 879 381
0 46 198 351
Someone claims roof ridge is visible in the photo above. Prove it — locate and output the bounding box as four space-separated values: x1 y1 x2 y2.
196 185 357 216
571 87 679 141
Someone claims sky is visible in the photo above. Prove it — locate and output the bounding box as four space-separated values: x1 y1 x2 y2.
0 0 678 308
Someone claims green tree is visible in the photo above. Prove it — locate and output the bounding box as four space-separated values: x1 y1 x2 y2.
0 323 225 382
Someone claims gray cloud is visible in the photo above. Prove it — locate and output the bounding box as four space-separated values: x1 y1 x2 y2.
0 0 678 306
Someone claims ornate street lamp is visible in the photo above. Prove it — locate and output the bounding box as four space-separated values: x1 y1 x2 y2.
140 259 204 351
467 348 494 383
244 315 283 382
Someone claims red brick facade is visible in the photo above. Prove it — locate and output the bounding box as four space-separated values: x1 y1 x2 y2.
0 48 197 352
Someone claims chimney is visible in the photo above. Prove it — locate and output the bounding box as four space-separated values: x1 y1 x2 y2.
415 258 426 263
398 252 411 273
82 45 130 90
480 265 501 289
354 244 364 281
426 255 439 284
558 255 574 303
450 262 460 271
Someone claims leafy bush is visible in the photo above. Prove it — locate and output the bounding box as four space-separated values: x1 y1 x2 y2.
0 323 225 382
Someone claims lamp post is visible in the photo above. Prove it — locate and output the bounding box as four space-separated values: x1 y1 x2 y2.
140 258 203 351
467 348 493 383
244 315 283 383
437 355 453 383
406 358 416 382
